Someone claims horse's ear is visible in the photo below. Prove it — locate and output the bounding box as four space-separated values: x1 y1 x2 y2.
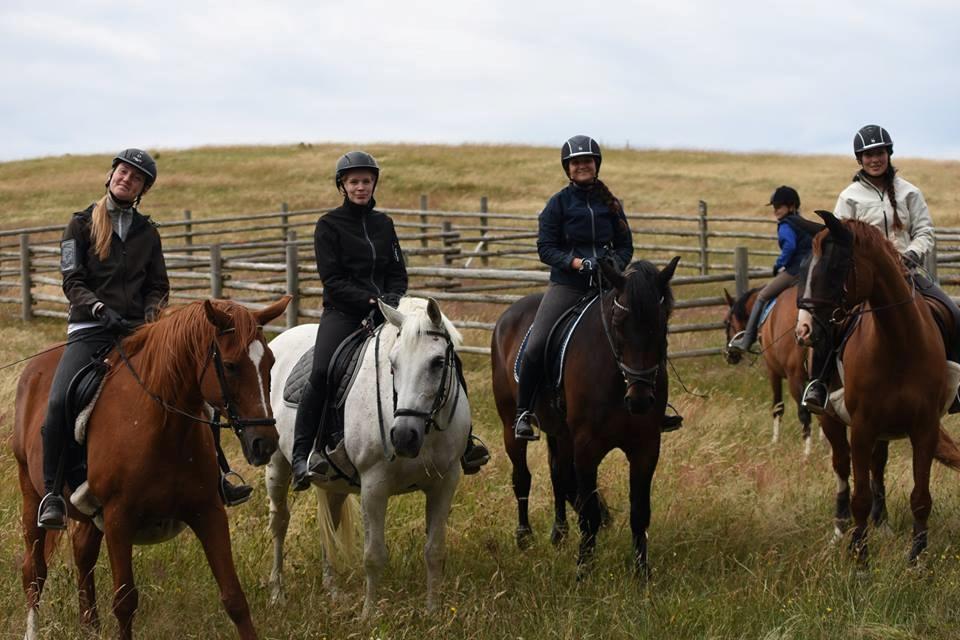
204 300 232 332
815 210 852 244
254 295 291 327
658 256 681 289
426 297 443 328
599 257 625 289
379 299 406 328
723 288 735 307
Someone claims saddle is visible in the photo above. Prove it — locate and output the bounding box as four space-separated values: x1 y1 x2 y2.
514 294 600 391
282 327 372 440
63 346 113 489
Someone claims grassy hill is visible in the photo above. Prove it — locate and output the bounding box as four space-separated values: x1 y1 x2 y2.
3 144 960 639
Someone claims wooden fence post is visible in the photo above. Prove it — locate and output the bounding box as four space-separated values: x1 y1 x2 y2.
20 233 32 321
698 200 709 275
210 244 222 299
183 209 193 255
480 196 489 266
734 246 749 299
285 230 300 329
419 194 429 248
280 202 290 246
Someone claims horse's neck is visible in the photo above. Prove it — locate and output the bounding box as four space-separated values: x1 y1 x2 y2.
861 254 921 342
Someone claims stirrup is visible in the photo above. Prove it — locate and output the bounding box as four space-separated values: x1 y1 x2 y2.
513 410 540 442
726 331 757 355
461 435 491 475
801 380 828 415
220 471 253 507
661 405 683 433
37 493 67 530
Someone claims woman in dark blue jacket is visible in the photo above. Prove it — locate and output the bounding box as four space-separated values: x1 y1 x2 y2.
512 135 635 440
727 185 813 355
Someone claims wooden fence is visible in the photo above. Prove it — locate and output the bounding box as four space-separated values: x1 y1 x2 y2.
2 198 956 357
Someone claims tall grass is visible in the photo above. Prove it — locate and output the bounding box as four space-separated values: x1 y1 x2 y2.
2 145 960 638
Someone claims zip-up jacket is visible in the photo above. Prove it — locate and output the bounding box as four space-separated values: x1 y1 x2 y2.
314 197 408 317
774 214 814 275
60 204 169 324
537 182 633 288
833 174 934 258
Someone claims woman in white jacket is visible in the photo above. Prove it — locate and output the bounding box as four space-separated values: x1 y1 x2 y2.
801 124 960 413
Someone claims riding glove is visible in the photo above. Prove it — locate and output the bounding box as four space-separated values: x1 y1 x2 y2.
96 304 134 333
902 250 921 269
381 293 402 308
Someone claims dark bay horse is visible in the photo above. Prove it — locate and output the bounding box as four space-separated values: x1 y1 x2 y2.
723 286 815 454
492 257 679 577
795 212 960 564
13 296 290 640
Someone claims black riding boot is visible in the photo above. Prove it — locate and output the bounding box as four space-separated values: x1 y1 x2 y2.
728 300 764 354
38 421 67 530
461 431 490 475
802 341 835 415
210 426 253 507
291 379 326 491
513 357 541 441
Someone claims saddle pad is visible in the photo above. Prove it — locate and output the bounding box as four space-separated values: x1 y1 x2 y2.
759 297 777 327
513 294 600 389
282 334 371 413
282 346 315 406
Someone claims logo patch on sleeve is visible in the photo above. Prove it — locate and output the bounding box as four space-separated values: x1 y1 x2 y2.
60 239 77 272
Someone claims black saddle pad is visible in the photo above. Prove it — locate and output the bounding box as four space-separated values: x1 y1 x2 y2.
514 294 600 390
282 329 371 437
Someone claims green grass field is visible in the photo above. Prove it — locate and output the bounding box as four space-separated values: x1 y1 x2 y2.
2 144 960 639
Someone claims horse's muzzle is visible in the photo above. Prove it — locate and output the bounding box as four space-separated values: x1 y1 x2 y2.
390 420 423 458
724 348 742 365
624 389 655 415
243 432 278 466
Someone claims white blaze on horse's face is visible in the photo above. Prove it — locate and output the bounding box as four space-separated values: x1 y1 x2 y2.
247 339 269 415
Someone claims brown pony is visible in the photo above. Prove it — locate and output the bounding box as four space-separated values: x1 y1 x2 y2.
13 296 290 640
723 285 815 453
795 212 960 564
492 257 679 578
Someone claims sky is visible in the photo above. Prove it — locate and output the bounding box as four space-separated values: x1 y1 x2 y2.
2 0 959 162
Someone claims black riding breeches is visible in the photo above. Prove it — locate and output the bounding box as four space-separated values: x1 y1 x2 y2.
42 327 118 494
516 283 589 410
913 272 960 362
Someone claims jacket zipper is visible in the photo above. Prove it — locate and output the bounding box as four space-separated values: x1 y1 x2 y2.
586 193 598 259
361 214 380 295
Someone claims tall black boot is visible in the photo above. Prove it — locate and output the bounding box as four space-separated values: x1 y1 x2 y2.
38 421 67 530
513 356 542 441
728 299 764 354
291 379 325 491
802 339 835 415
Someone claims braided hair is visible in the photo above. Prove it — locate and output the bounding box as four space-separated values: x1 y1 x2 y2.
593 179 629 232
853 163 902 231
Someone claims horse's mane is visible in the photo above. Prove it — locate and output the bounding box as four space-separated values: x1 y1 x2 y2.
812 218 907 277
622 260 675 325
114 300 262 400
732 287 762 323
395 297 463 350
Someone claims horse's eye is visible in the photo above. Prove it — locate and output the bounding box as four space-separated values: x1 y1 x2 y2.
224 362 238 374
431 356 445 370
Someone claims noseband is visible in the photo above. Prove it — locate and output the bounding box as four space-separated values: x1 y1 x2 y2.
391 330 461 433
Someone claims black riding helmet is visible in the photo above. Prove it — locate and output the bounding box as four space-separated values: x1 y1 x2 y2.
853 125 894 158
335 151 380 194
560 135 602 176
110 148 157 191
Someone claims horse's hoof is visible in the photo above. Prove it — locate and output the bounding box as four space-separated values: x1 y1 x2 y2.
516 526 534 550
269 589 285 606
550 523 568 547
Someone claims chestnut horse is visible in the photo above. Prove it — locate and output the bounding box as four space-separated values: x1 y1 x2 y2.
723 286 815 454
13 296 290 640
492 257 679 577
795 212 960 564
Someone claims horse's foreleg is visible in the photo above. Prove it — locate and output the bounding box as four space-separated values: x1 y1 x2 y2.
266 451 291 605
848 430 874 566
573 459 602 581
626 444 659 579
71 519 103 630
360 484 389 619
770 373 784 444
546 435 569 546
821 417 851 538
187 508 257 640
424 475 458 613
103 510 139 640
870 441 890 527
505 434 533 549
19 467 45 640
908 429 936 565
788 375 812 456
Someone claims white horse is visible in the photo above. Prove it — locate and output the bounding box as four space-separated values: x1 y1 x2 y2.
265 297 471 617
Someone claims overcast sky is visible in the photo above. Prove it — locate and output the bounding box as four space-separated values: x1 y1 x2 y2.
2 0 958 162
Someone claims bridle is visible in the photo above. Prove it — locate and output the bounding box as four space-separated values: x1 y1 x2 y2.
597 269 661 395
116 327 276 434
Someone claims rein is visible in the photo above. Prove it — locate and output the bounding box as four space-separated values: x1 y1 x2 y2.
115 327 275 433
596 268 660 393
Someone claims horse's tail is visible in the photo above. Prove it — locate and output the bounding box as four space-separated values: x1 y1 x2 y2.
934 426 960 471
315 489 361 572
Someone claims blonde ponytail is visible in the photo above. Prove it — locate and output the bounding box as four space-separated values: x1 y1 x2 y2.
90 195 112 260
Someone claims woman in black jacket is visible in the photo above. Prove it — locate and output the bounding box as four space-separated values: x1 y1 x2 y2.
512 135 681 441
